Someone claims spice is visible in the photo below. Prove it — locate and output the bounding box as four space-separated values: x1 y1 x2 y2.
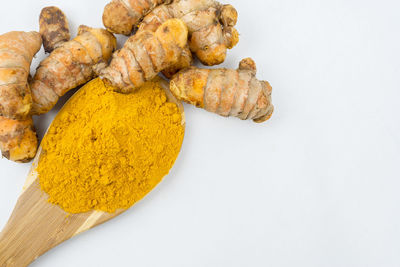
37 78 184 213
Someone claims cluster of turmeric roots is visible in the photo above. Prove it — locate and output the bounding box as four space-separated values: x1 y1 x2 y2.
0 0 274 163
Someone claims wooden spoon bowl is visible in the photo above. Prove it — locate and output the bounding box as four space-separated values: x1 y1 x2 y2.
0 79 185 267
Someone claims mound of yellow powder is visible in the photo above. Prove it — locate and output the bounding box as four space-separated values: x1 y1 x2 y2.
37 78 184 214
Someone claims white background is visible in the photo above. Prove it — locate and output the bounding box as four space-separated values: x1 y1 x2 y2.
1 0 400 266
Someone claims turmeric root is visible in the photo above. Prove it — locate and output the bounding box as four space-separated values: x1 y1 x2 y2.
103 0 239 66
0 31 41 162
140 0 238 66
39 6 70 53
97 18 188 93
0 116 38 162
170 58 274 123
161 45 192 78
102 0 171 35
31 25 116 114
121 4 192 79
0 31 42 119
134 19 192 79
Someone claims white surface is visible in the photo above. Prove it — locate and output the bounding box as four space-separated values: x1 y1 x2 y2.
1 0 400 266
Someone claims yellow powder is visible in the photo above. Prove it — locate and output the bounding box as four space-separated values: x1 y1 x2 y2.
37 78 184 214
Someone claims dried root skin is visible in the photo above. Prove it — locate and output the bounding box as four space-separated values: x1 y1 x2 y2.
78 26 117 61
170 67 209 108
220 4 238 27
104 0 238 69
239 57 257 73
39 6 70 53
156 19 188 54
31 26 116 114
252 81 274 123
139 0 239 66
162 44 192 79
135 7 192 78
102 0 168 35
138 4 172 32
223 26 239 49
98 19 188 93
0 31 42 120
138 0 239 66
0 32 41 162
0 116 37 162
170 58 274 123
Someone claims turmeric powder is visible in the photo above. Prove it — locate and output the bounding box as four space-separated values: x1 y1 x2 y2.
37 78 184 214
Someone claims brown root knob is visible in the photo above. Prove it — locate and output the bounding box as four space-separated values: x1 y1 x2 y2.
77 25 91 35
253 81 274 123
162 45 193 79
220 4 238 27
39 6 70 53
0 116 38 162
103 0 168 35
103 0 136 35
223 27 239 49
253 106 274 123
239 58 257 73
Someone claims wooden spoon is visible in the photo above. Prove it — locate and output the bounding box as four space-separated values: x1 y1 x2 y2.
0 79 185 267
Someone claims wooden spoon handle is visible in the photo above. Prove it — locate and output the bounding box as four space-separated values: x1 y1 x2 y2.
0 179 91 266
0 79 183 266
